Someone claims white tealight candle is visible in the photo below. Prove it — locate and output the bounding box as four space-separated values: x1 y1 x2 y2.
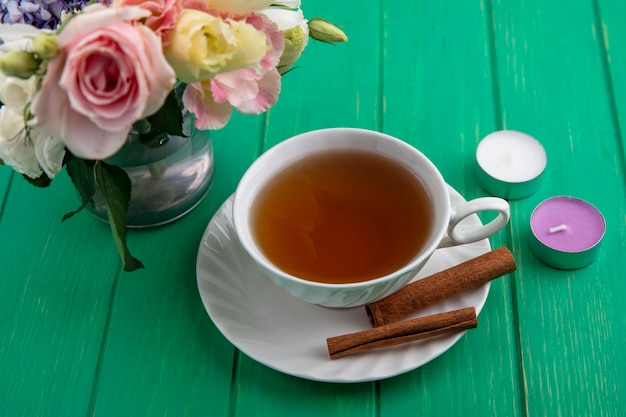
475 130 547 199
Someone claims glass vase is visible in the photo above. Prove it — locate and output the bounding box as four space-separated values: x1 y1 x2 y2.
86 115 214 228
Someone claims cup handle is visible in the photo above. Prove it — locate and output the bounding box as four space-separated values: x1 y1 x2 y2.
438 197 510 248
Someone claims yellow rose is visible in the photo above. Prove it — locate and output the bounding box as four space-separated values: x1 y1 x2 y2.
164 9 269 83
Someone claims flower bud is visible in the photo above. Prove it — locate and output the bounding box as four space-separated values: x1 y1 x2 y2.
278 25 308 74
31 33 58 60
0 51 40 79
307 18 348 43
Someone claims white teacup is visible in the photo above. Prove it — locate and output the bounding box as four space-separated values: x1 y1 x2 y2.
233 128 509 308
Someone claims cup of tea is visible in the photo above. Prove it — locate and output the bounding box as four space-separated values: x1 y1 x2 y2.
233 128 510 308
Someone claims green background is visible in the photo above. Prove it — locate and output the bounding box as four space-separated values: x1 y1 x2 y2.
1 1 625 416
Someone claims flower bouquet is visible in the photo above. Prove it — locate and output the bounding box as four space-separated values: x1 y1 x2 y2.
0 0 346 271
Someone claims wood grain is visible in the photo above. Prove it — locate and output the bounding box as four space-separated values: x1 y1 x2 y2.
491 1 626 415
1 0 625 416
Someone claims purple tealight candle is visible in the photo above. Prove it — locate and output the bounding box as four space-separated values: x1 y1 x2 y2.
529 196 606 269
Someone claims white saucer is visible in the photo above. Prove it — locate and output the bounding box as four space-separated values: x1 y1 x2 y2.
196 186 491 383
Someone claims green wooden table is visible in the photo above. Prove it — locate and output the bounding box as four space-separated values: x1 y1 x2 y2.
2 1 626 415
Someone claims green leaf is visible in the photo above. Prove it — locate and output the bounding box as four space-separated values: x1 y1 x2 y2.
132 118 152 134
61 200 89 222
66 155 95 202
63 155 95 221
22 171 52 188
136 90 184 147
94 161 144 272
148 90 184 136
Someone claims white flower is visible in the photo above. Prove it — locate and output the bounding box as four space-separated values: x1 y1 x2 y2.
261 5 309 73
0 23 52 52
31 126 65 178
0 106 66 179
0 107 41 178
0 24 55 78
0 70 38 110
261 3 306 31
0 72 65 179
269 0 301 8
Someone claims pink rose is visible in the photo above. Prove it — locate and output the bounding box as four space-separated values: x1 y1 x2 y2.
113 0 182 46
31 5 176 160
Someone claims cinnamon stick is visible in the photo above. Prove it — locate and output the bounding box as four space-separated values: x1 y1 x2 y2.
365 246 516 327
327 307 477 359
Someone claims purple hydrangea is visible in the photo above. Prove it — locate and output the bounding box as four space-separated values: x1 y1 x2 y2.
0 0 91 30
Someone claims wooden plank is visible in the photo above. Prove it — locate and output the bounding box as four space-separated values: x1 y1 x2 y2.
490 1 626 415
209 113 269 202
88 116 262 417
0 169 11 209
0 105 257 417
234 357 376 417
263 1 382 148
379 1 524 416
0 173 120 416
87 230 237 417
3 1 624 416
231 1 384 416
598 0 626 167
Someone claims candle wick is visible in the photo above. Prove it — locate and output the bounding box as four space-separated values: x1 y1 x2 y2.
549 224 568 233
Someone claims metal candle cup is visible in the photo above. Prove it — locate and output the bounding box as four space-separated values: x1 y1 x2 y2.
475 130 547 199
529 196 606 269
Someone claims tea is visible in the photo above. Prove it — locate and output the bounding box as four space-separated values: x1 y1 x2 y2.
251 149 434 284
